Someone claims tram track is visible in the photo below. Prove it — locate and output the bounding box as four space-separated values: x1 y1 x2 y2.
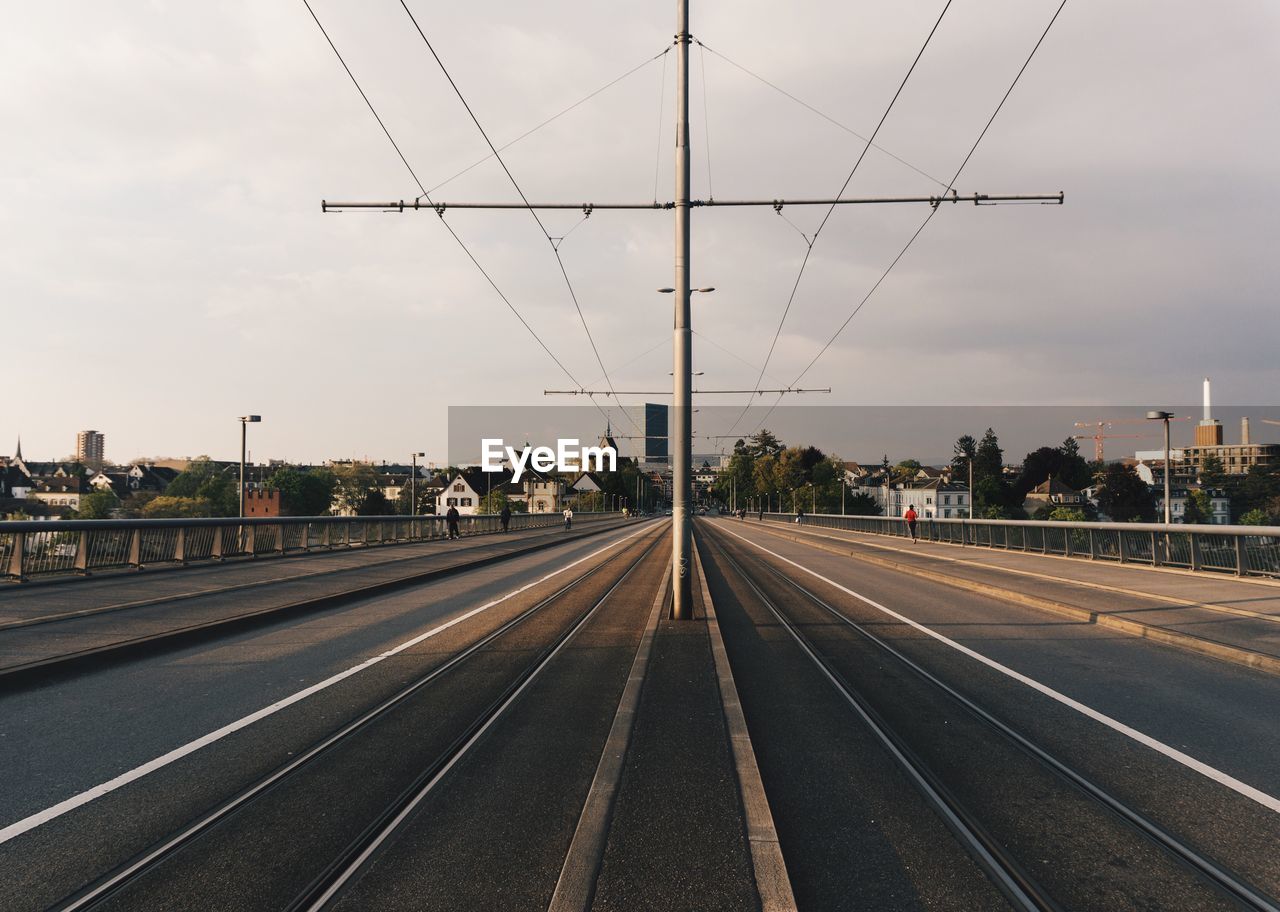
700 523 1278 912
43 525 668 912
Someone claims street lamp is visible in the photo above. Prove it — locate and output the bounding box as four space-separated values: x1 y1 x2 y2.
1147 411 1175 524
410 452 425 516
237 415 261 519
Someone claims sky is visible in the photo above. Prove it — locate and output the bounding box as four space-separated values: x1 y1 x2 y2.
3 1 1278 467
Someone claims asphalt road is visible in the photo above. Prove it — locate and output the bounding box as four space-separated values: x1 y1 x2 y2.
0 519 658 912
703 518 1280 909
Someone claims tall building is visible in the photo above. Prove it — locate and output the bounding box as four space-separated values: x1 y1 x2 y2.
76 430 105 466
1194 377 1224 446
644 402 668 464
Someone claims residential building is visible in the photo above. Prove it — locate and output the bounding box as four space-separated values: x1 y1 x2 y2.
1155 488 1231 525
1022 477 1088 516
243 489 281 517
76 430 106 466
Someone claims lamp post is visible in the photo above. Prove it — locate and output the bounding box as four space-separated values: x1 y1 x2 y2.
410 452 424 516
658 284 715 619
237 415 261 519
1147 411 1175 524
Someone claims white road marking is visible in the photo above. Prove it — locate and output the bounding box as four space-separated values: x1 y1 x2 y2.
717 523 1280 815
0 523 657 845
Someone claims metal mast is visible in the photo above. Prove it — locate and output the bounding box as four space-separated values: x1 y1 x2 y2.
671 0 693 618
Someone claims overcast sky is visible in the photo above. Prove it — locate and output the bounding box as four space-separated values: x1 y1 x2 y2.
4 1 1278 467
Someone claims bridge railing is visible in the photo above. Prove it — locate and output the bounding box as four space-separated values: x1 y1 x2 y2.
758 513 1280 579
0 511 623 582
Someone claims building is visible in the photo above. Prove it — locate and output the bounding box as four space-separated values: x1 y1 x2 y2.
76 430 106 466
1154 488 1231 525
243 489 281 517
644 402 668 464
855 475 971 519
1022 477 1088 516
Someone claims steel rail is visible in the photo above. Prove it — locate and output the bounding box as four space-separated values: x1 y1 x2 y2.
0 519 646 688
52 524 667 912
745 543 1280 912
291 528 669 911
704 532 1052 912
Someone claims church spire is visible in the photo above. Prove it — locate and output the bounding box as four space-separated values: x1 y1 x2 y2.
15 436 21 460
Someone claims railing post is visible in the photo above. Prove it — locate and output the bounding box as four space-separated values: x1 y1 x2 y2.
1088 528 1096 560
301 522 312 553
8 531 26 581
211 524 224 561
74 531 91 575
128 529 143 570
1190 532 1201 571
1151 531 1160 568
246 524 257 558
1118 532 1128 565
175 526 187 565
1235 534 1246 576
278 524 288 556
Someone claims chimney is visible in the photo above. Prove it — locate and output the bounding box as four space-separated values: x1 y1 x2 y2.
1202 376 1212 424
1242 417 1251 446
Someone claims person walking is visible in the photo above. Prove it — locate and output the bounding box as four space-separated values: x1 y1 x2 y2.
758 505 764 522
446 504 461 540
499 503 511 533
904 504 918 543
563 506 573 530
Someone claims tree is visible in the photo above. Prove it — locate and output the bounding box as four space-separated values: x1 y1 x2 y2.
357 489 393 516
143 496 214 518
1095 463 1156 522
895 458 922 475
74 491 119 519
1199 454 1227 490
951 435 977 481
332 463 381 515
1182 488 1211 525
166 457 237 515
269 467 337 516
846 492 881 516
478 488 510 514
1048 506 1087 522
975 428 1004 484
1240 508 1270 526
744 429 784 459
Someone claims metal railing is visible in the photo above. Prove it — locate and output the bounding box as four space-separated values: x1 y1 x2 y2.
0 512 623 582
756 513 1280 579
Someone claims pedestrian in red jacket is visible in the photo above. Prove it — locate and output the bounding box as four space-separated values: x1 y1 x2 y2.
904 505 918 542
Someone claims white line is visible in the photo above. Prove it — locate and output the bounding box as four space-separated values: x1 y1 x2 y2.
716 523 1280 816
0 522 657 846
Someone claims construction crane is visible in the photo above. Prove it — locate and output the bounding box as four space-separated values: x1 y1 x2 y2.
1073 417 1191 462
1262 418 1280 427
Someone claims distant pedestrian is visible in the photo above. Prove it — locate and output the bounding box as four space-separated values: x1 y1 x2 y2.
563 507 573 530
758 506 764 522
499 503 511 532
446 505 461 540
796 508 805 525
904 505 918 542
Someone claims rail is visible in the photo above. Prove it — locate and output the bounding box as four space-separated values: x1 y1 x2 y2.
755 513 1280 579
0 512 624 582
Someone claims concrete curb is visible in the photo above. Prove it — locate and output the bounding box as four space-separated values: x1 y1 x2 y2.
694 534 798 912
548 560 670 912
744 522 1280 678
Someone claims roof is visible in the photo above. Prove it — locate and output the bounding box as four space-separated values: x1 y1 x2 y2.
1030 477 1083 496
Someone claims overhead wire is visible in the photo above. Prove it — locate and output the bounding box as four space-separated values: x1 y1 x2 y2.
653 44 671 204
302 1 627 434
300 0 584 393
422 47 669 198
748 0 1071 435
725 0 955 437
397 0 640 432
694 39 950 191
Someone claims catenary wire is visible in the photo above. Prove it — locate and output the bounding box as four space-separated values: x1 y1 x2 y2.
725 0 955 436
694 39 950 191
748 0 1071 435
301 1 614 427
699 39 714 200
653 45 671 203
423 48 669 198
398 0 638 432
